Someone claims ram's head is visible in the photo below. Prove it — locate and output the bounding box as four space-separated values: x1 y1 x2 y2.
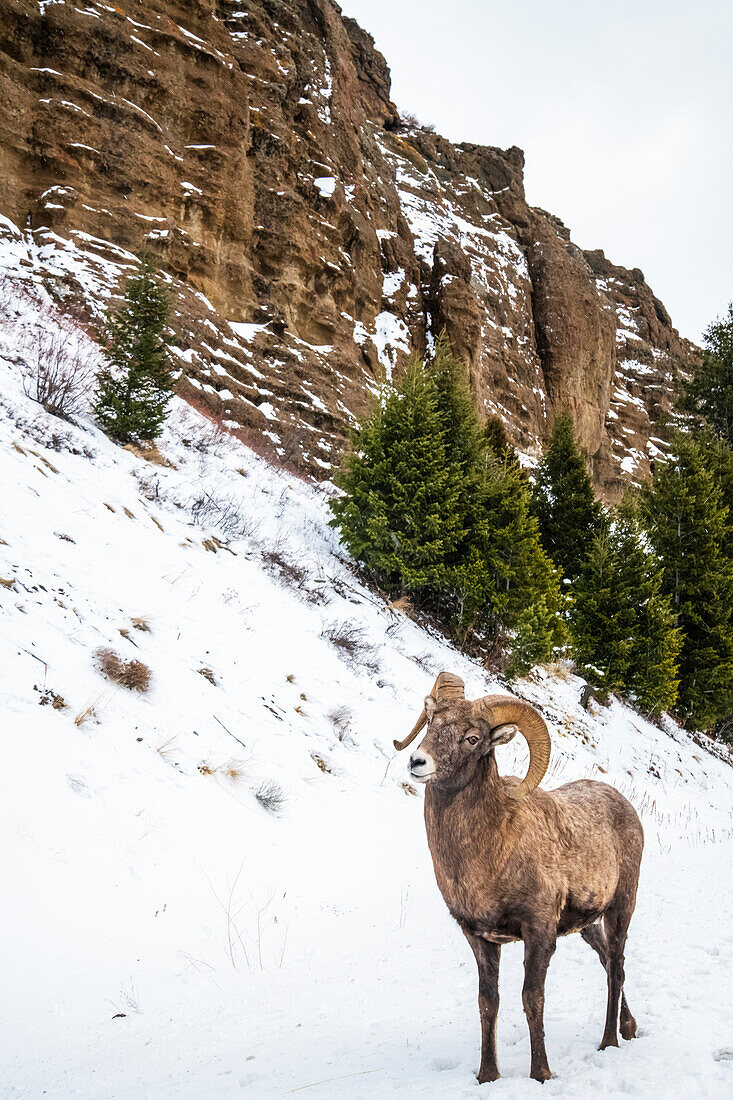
396 672 550 796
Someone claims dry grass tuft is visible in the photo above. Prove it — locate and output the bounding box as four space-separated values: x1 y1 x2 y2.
131 616 151 633
198 758 248 784
123 443 176 468
401 781 418 797
37 687 68 710
389 595 413 616
1 576 17 589
156 738 179 763
254 780 286 815
197 667 217 685
285 673 295 683
311 752 331 773
222 759 247 784
544 661 574 682
74 703 97 727
94 647 151 692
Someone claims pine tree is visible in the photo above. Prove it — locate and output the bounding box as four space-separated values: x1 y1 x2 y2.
483 415 520 468
427 337 565 658
330 339 565 672
641 434 733 729
680 303 733 445
93 255 174 442
329 358 465 598
571 508 681 713
532 410 604 579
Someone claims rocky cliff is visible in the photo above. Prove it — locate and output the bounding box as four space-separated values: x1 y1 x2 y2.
0 0 695 493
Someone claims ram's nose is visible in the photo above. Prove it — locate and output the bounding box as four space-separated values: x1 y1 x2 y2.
409 751 435 782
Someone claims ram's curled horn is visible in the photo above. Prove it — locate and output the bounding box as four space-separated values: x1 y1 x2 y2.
393 671 465 751
472 695 551 798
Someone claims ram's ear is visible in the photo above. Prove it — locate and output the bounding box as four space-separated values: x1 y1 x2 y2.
424 695 437 720
490 722 519 746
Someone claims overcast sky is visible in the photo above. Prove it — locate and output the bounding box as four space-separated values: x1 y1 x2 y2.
342 0 731 343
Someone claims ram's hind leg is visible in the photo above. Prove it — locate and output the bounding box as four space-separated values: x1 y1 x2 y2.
581 923 636 1043
464 932 501 1083
597 905 637 1050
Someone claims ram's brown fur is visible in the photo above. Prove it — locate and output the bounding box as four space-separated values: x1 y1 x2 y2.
407 688 643 1084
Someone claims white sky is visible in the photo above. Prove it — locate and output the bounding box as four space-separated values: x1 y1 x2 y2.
342 0 731 342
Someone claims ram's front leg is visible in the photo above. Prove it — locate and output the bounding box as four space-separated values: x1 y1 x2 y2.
464 931 501 1083
522 927 556 1082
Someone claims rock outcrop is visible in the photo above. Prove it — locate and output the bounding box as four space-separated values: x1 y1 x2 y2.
0 0 696 493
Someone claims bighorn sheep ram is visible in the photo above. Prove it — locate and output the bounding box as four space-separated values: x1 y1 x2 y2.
396 672 643 1083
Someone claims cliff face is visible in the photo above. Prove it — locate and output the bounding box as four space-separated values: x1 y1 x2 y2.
0 0 695 492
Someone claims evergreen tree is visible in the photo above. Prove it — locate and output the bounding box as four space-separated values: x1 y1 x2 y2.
426 337 565 656
93 255 174 442
571 508 681 713
532 410 604 579
330 339 565 671
680 304 733 445
641 434 733 729
484 414 520 468
329 358 465 597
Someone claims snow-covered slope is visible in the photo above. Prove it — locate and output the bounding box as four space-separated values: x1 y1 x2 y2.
1 286 731 1099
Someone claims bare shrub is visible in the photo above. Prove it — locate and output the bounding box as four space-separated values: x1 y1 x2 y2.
94 647 151 692
20 327 95 420
135 472 164 502
397 110 436 133
410 651 435 673
185 412 229 456
254 780 286 815
190 490 256 540
321 621 368 659
262 545 310 591
321 621 379 673
328 704 352 742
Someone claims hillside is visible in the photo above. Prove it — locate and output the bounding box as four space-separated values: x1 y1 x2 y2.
1 278 731 1097
0 0 696 494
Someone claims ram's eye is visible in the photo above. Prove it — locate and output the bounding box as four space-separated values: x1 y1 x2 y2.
466 735 479 746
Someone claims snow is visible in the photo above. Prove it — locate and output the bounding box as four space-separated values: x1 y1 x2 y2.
0 283 732 1098
227 321 269 342
313 176 337 199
